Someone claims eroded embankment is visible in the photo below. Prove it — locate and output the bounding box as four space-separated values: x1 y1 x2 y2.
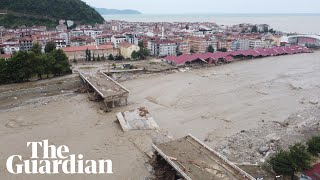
0 74 81 112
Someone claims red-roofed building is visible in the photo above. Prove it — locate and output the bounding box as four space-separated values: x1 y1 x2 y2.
304 163 320 180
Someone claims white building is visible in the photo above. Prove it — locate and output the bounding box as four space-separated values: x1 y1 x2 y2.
148 40 177 57
96 34 112 45
249 39 266 49
69 30 85 37
111 36 126 48
231 39 250 50
57 32 69 46
83 29 102 39
111 24 122 32
3 41 20 54
125 33 139 45
53 38 67 49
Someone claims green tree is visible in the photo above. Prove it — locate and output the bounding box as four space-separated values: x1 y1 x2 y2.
31 43 42 55
43 54 55 78
177 51 183 56
45 42 56 54
307 136 320 156
139 48 150 58
251 25 258 33
269 150 294 176
101 54 105 61
207 45 214 53
115 55 124 61
138 41 144 48
289 143 312 178
269 143 312 179
88 50 91 61
131 50 139 60
49 49 71 76
190 49 195 53
32 54 46 79
0 47 4 54
85 48 89 61
108 54 114 60
0 58 8 83
7 51 34 82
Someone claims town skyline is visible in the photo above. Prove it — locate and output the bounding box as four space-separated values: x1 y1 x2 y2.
83 0 320 14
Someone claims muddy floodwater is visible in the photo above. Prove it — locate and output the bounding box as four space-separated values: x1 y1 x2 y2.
0 51 319 179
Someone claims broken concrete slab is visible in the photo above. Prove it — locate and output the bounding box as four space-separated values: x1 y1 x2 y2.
116 107 159 132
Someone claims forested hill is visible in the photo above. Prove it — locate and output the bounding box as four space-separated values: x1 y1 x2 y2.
95 8 142 15
0 0 104 28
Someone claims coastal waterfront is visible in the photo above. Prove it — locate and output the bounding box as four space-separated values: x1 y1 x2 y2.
104 14 320 34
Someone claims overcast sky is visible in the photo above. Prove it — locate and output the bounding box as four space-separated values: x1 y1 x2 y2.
83 0 320 14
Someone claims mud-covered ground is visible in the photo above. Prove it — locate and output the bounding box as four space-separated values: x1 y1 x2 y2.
0 51 319 179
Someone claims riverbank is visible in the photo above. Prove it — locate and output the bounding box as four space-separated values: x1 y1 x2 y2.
0 51 319 179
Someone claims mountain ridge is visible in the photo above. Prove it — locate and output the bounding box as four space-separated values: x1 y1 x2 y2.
95 8 142 15
0 0 104 28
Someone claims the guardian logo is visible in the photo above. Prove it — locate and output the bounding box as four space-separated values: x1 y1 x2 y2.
6 140 113 174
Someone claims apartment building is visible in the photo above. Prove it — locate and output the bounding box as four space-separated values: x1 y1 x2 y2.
148 40 177 57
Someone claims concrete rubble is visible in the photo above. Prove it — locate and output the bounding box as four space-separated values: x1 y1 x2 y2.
217 106 320 164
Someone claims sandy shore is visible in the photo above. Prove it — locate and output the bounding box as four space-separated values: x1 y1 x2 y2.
0 51 319 179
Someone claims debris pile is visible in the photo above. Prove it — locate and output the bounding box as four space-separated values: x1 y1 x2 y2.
216 106 320 164
139 107 149 117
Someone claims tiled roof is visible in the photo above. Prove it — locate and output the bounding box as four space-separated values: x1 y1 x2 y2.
164 45 310 65
120 42 135 48
62 45 113 52
152 40 176 44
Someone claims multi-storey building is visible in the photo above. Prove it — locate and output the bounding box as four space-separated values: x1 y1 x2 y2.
148 40 177 57
95 34 112 45
231 39 250 50
177 40 191 54
111 36 126 48
83 29 102 39
125 33 139 45
189 37 208 53
249 39 266 49
19 37 33 51
53 38 67 49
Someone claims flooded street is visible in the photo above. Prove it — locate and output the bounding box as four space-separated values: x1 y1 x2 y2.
0 51 320 179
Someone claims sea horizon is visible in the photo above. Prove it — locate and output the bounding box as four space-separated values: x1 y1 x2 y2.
107 13 320 16
103 13 320 34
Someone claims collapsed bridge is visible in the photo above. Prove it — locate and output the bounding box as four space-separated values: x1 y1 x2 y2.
79 71 129 110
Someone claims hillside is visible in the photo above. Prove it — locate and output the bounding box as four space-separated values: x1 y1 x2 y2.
95 8 141 15
0 0 104 28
